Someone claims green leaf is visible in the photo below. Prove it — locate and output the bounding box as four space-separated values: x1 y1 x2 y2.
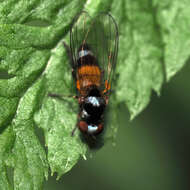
111 0 189 119
12 78 48 190
154 0 190 80
1 0 190 189
110 0 164 119
0 0 86 189
0 126 15 190
34 42 86 179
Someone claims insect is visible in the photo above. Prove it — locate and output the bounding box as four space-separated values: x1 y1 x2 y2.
49 11 118 148
70 11 119 147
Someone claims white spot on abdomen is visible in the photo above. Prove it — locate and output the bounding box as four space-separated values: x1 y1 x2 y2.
78 50 93 58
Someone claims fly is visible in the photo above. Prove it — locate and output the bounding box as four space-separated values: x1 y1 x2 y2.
70 11 119 148
49 11 119 149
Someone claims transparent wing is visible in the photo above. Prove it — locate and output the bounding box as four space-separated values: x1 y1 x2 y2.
70 12 119 94
70 11 91 69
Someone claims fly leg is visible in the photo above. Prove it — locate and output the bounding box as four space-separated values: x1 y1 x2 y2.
48 93 78 100
102 80 111 95
71 126 77 136
71 113 81 136
48 93 79 137
48 41 77 100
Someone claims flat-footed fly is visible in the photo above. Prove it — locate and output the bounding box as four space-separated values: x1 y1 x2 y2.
49 11 118 148
70 11 119 148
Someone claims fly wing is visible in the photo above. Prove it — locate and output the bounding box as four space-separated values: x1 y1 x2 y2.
70 12 119 94
70 11 92 70
90 13 119 94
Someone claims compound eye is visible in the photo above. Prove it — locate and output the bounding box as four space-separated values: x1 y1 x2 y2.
78 121 88 133
97 123 103 134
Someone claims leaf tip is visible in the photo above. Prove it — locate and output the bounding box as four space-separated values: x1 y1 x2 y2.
82 154 87 160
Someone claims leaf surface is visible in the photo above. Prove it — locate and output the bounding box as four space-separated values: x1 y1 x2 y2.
0 0 190 189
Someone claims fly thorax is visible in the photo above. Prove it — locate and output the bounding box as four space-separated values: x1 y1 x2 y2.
81 109 89 119
82 96 106 120
87 96 101 107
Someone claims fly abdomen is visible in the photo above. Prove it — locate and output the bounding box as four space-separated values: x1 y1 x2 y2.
76 44 101 94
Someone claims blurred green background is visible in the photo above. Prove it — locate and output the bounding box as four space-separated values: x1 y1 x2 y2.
44 62 190 190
